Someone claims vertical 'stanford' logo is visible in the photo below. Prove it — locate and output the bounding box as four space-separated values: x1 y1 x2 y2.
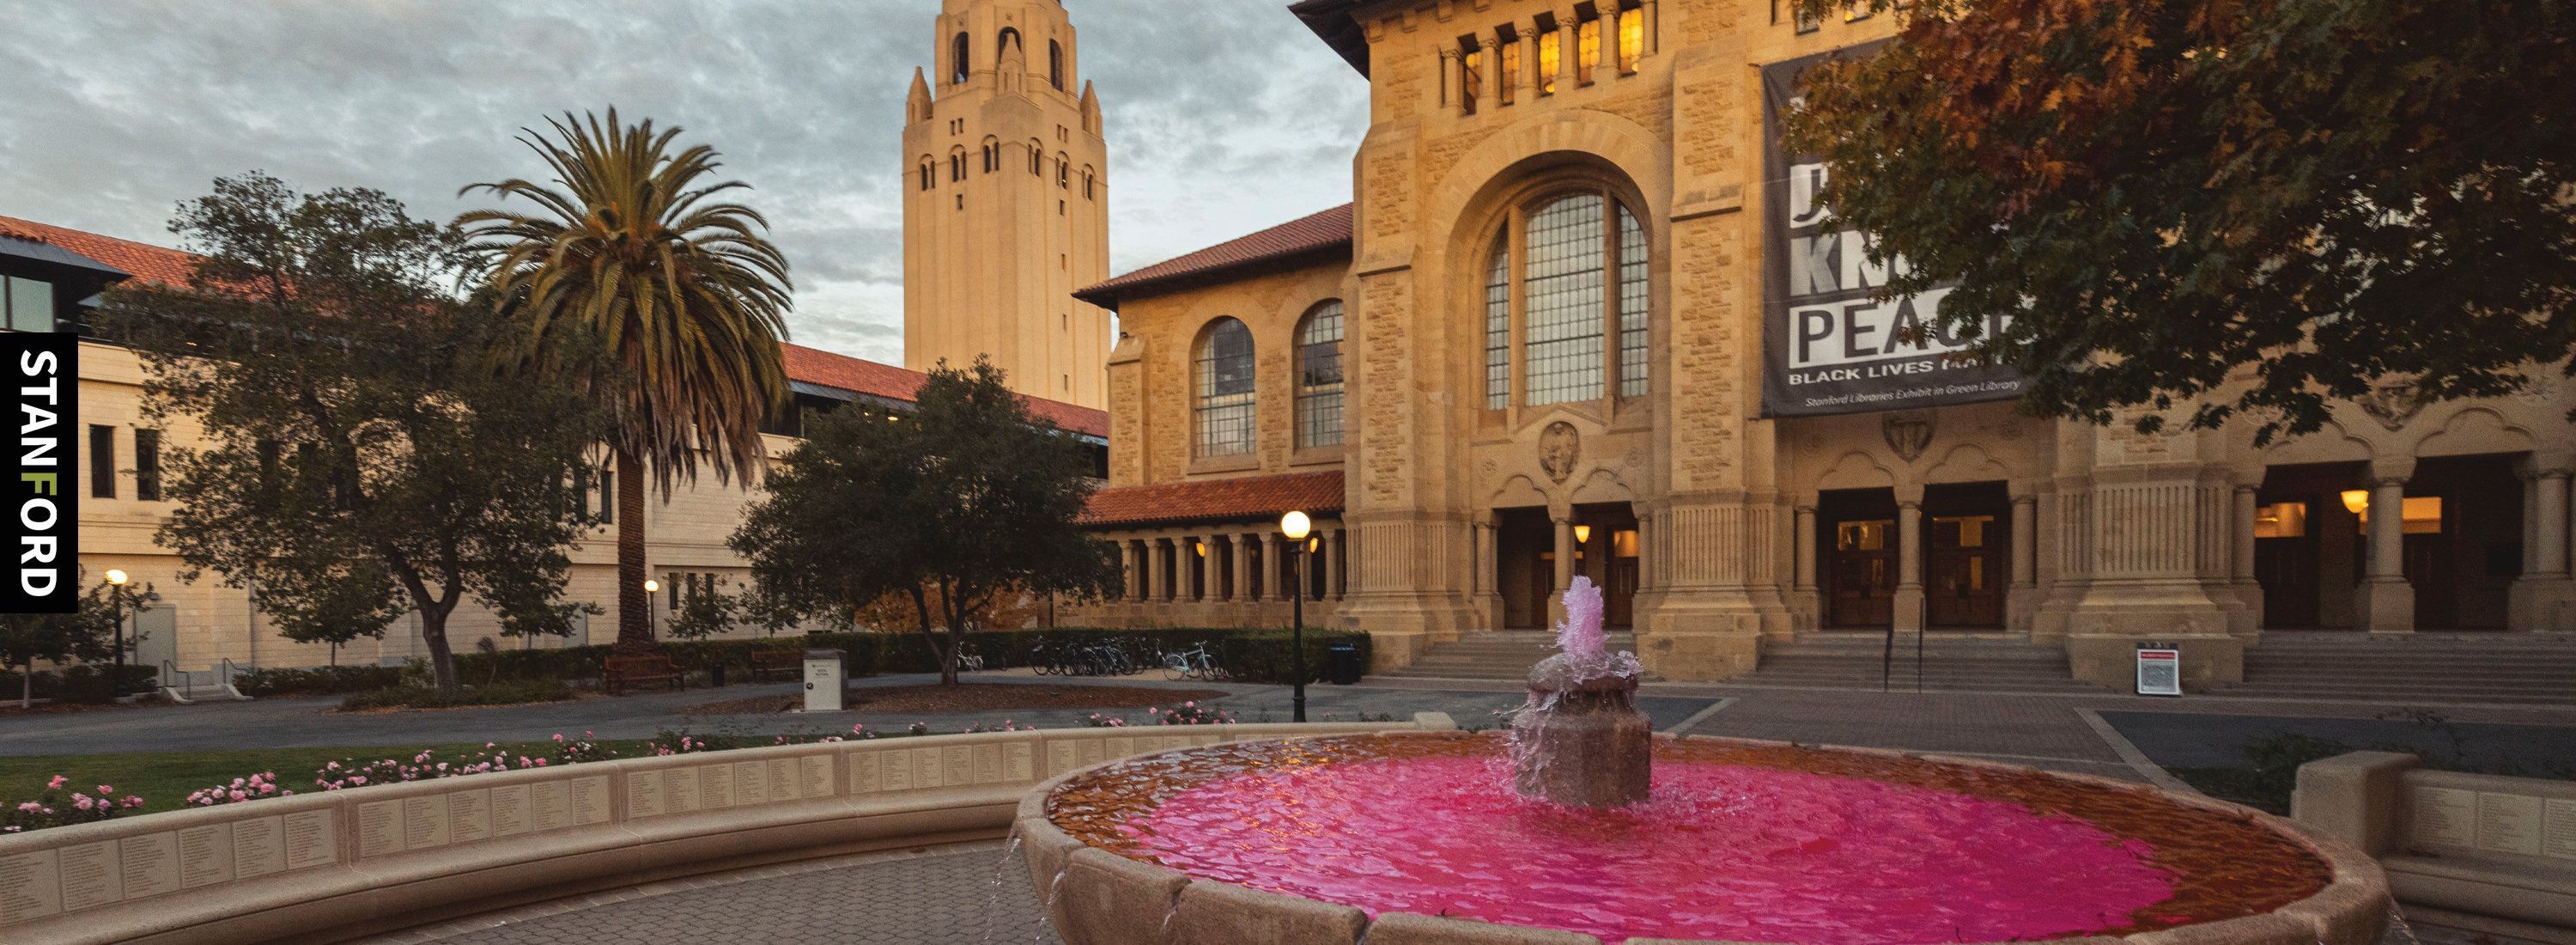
6 332 76 613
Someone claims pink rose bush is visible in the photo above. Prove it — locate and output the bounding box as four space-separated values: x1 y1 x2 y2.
3 776 144 833
186 771 290 807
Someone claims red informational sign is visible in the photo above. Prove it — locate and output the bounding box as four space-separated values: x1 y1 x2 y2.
2135 643 2182 697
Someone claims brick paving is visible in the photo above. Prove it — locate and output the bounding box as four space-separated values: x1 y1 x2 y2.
363 841 1055 945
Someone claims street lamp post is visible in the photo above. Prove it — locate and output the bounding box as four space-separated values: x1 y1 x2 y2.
104 570 130 699
1280 511 1312 722
642 579 661 640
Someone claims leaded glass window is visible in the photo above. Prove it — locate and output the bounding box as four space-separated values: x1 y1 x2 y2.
1296 302 1345 448
1194 318 1255 456
1485 234 1510 409
1618 204 1649 396
1523 193 1607 406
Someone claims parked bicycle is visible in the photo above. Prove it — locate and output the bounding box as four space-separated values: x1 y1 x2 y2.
1162 643 1223 681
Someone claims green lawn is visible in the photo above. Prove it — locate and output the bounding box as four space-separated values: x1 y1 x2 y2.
0 741 657 815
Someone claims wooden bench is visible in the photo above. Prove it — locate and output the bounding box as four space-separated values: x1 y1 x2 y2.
603 655 683 695
748 649 802 682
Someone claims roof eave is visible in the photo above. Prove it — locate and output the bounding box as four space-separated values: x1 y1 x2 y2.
1289 0 1372 76
1073 241 1354 311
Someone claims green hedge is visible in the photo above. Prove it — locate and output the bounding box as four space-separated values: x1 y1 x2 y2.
444 627 1370 688
234 666 407 698
340 678 576 711
1 666 168 704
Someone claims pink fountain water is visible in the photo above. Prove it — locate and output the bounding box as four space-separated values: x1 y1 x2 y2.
1042 582 2334 943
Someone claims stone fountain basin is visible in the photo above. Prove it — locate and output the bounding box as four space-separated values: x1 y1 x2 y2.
1015 732 2392 945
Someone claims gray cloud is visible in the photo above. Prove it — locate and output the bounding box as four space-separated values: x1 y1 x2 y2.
0 0 1367 363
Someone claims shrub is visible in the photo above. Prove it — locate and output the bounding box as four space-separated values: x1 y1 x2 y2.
234 666 405 698
3 776 145 833
338 678 574 711
434 626 1369 689
0 665 166 705
314 735 614 791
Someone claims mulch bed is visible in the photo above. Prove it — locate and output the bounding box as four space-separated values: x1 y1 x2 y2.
683 682 1231 716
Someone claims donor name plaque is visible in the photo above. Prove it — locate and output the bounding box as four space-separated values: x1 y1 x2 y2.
1759 45 2026 418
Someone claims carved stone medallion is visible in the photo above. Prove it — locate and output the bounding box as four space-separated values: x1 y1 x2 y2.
1882 410 1935 463
1540 422 1582 484
2355 378 2426 431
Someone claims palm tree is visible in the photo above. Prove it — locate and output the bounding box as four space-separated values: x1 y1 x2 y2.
457 109 791 651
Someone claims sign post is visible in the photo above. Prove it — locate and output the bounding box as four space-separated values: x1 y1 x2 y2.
2134 642 2182 698
801 649 847 713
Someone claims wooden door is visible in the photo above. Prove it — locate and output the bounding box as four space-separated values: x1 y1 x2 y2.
1826 518 1897 628
1926 515 2004 627
1605 528 1639 627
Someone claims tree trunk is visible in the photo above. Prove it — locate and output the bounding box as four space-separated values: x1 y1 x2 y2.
614 447 654 653
911 585 957 686
419 607 459 691
19 662 30 710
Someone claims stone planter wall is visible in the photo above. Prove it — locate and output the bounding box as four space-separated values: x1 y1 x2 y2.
0 718 1450 945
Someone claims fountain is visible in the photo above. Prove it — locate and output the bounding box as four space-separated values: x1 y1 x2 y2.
1017 582 2392 945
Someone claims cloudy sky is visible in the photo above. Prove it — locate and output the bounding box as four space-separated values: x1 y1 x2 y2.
0 0 1369 363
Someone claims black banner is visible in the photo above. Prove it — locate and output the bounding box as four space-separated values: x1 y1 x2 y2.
4 332 77 613
1760 44 2024 418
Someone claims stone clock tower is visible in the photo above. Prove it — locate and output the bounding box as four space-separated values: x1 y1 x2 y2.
902 0 1112 408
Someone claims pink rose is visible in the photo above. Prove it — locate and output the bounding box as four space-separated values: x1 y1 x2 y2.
46 775 66 790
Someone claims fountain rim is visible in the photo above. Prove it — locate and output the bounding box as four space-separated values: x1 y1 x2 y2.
1017 730 2392 945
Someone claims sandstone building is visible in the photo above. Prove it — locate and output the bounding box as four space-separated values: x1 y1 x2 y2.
901 0 1114 409
1066 0 2576 688
3 214 1106 677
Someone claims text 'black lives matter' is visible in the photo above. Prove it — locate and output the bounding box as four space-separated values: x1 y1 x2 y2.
5 332 76 613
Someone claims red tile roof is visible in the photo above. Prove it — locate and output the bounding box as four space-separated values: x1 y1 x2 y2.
0 215 1110 438
1081 469 1345 528
781 343 1108 438
1073 204 1353 309
0 215 201 287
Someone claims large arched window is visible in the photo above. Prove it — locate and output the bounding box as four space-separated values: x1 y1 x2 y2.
1484 187 1650 407
1029 139 1045 175
981 137 999 173
951 32 970 84
998 27 1022 62
1194 318 1256 457
1049 40 1066 90
1296 301 1346 448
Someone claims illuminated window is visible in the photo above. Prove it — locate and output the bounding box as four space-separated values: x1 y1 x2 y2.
1460 39 1483 115
1935 515 1992 548
1535 23 1561 95
1616 3 1644 74
1498 34 1522 106
1296 302 1346 448
1837 520 1890 552
2253 502 2308 539
1194 319 1256 457
1576 10 1601 85
1613 529 1639 558
1484 233 1510 409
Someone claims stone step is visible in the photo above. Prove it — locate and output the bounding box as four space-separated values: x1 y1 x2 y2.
2212 686 2576 705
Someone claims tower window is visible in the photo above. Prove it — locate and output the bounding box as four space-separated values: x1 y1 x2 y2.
1082 168 1095 199
951 32 969 84
1057 154 1069 188
1498 29 1521 107
983 138 999 173
957 194 965 210
1536 17 1561 95
998 27 1021 61
919 161 933 191
1617 0 1645 75
1030 140 1044 175
1459 37 1483 115
1049 40 1066 90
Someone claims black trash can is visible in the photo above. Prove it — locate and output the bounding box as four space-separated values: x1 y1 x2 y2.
1326 643 1364 686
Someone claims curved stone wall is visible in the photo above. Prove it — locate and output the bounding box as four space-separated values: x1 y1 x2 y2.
0 719 1448 945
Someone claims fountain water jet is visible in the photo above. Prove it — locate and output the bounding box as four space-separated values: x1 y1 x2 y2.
1510 576 1650 808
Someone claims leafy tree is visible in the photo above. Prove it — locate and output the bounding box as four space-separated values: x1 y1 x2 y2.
0 574 115 709
1782 0 2575 441
99 174 610 691
664 582 737 642
456 110 793 651
732 360 1120 685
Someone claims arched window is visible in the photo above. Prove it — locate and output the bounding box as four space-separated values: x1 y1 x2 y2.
1029 140 1044 175
982 137 999 173
1056 154 1070 188
1194 319 1256 457
919 159 934 192
998 27 1022 61
1048 40 1066 89
951 32 970 84
1296 301 1346 448
1483 187 1650 408
1081 167 1096 200
950 147 968 182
